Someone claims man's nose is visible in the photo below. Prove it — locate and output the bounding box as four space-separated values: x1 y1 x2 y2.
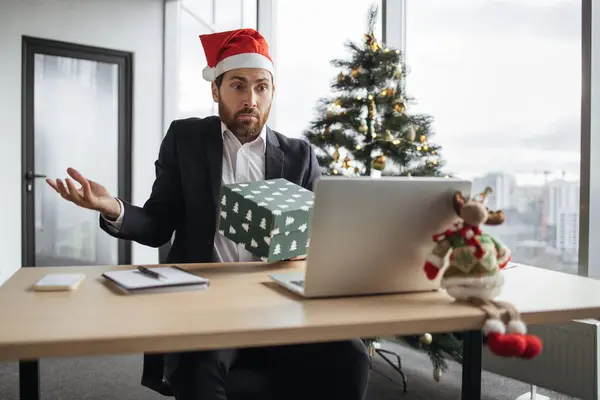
242 90 257 108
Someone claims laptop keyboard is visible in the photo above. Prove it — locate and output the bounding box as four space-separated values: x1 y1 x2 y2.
291 280 305 287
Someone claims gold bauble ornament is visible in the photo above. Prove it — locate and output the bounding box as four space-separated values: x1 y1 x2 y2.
394 102 405 113
420 333 433 345
372 155 386 171
433 368 443 382
337 72 345 82
342 156 352 169
351 68 360 78
365 33 380 52
333 145 340 162
368 100 376 118
406 125 416 141
358 124 368 133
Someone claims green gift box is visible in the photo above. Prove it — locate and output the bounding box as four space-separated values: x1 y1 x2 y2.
217 178 315 263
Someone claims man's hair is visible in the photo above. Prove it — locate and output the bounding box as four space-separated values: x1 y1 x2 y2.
214 73 225 88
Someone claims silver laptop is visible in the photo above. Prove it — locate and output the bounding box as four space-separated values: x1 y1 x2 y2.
269 176 472 298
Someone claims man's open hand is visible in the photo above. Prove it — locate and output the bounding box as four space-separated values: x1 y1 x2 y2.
46 167 121 219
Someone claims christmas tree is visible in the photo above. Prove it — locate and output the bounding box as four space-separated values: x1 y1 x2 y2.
303 5 445 178
303 4 462 380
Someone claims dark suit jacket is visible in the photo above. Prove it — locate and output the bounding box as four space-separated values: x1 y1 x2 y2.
100 115 321 394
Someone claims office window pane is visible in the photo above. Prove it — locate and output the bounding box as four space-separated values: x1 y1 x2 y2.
274 0 383 138
178 7 215 119
182 0 214 24
215 0 243 29
406 0 581 274
177 3 257 119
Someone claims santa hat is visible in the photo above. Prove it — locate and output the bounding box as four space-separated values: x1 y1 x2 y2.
199 28 274 82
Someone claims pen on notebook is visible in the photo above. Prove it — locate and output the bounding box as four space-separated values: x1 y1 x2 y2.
137 266 164 280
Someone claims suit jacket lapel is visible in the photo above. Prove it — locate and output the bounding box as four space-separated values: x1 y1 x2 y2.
265 126 284 179
204 117 223 210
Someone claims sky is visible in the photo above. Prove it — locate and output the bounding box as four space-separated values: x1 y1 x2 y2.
179 0 582 186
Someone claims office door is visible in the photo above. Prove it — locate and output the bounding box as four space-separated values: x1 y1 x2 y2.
21 36 132 267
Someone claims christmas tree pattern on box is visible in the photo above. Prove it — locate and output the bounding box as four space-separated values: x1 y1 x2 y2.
218 178 314 263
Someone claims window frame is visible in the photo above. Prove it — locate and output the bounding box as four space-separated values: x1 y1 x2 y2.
162 0 596 279
580 0 595 278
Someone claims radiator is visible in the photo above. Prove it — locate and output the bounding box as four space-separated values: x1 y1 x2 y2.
481 319 600 400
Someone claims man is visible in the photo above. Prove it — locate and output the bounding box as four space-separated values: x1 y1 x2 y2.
46 28 370 400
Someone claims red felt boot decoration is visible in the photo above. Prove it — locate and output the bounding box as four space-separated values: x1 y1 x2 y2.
487 332 527 357
520 335 543 359
424 262 439 280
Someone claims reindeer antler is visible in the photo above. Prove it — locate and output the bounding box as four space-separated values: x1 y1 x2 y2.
485 210 506 225
453 191 466 215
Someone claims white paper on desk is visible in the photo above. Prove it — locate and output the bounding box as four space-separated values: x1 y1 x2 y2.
102 266 209 290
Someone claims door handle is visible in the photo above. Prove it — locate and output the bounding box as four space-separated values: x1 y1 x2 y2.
25 171 47 180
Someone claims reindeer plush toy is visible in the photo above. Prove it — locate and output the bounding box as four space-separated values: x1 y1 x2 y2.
423 187 542 359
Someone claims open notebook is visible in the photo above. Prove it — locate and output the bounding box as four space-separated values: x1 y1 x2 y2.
102 266 209 294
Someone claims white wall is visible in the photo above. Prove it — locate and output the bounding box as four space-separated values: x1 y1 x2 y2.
0 0 166 285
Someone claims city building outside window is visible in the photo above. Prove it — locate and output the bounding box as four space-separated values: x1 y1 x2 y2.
404 0 581 274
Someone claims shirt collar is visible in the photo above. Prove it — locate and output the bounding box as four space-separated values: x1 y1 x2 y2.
221 121 267 152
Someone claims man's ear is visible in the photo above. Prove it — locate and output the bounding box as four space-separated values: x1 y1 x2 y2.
211 82 219 103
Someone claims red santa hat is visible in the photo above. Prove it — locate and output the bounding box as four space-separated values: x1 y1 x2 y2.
199 28 274 82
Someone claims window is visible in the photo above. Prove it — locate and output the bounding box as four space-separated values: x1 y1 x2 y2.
272 0 383 138
405 0 581 274
178 8 215 119
177 1 257 120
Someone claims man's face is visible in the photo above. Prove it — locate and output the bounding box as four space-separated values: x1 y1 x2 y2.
212 68 274 143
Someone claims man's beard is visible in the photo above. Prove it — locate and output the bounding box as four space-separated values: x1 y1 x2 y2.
219 101 271 142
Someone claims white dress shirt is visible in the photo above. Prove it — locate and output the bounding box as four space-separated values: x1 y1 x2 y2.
102 121 267 263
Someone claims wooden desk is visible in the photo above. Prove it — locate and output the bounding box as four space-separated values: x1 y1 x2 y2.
1 261 600 400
